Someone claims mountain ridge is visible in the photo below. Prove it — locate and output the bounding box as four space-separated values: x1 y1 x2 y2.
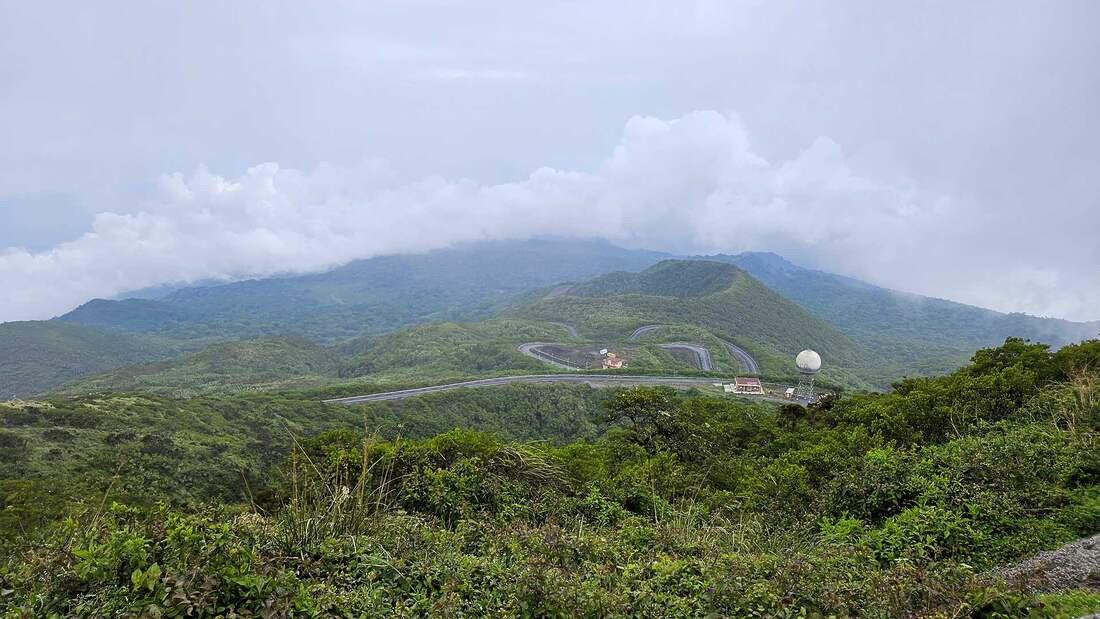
5 238 1097 396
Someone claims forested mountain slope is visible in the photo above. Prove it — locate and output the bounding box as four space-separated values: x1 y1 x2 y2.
58 239 669 342
0 321 183 398
718 252 1100 375
52 337 342 398
4 240 665 395
8 239 1099 397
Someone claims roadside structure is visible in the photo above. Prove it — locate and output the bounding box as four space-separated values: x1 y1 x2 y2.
601 351 625 369
724 377 764 394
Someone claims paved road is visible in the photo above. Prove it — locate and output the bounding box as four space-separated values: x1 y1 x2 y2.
548 322 579 338
718 339 760 374
628 324 665 340
325 374 724 404
324 374 801 405
517 342 582 370
659 342 714 371
629 324 759 374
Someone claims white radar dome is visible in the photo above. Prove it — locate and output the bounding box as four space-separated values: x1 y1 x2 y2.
795 349 822 373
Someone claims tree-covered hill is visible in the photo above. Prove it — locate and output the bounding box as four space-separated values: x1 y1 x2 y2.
57 239 669 342
719 251 1100 376
47 320 578 399
0 321 185 398
52 336 343 398
565 259 741 298
510 259 873 387
7 239 1099 398
3 240 667 396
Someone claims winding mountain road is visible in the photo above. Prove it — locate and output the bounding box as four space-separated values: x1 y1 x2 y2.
659 342 714 371
549 322 579 338
718 339 760 374
628 324 664 340
517 342 581 370
325 325 776 405
628 324 759 374
325 374 723 404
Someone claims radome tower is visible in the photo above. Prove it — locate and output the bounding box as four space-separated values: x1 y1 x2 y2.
794 349 821 401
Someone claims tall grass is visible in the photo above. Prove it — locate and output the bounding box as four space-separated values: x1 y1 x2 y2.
274 425 404 557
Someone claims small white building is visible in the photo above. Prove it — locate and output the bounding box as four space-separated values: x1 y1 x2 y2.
784 387 796 399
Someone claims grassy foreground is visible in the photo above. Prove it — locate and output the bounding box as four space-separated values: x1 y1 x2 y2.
2 338 1099 617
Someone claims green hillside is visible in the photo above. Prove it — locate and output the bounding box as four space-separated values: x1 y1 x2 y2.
51 260 880 396
0 321 182 398
2 241 663 397
58 239 669 342
0 383 612 515
567 260 738 298
3 338 1098 615
340 320 573 382
720 251 1100 377
24 240 1097 398
510 260 873 388
53 337 342 398
48 320 574 399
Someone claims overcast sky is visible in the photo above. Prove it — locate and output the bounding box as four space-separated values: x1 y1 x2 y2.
2 1 1098 323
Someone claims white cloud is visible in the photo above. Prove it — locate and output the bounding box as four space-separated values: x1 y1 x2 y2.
421 68 532 82
1 110 1098 323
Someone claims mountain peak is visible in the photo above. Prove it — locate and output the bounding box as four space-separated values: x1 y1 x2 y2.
720 251 801 274
569 259 743 299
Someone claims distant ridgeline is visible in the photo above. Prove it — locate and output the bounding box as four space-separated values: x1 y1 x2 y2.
0 238 1096 397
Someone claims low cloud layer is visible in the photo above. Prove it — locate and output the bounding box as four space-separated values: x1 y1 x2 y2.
2 110 1098 323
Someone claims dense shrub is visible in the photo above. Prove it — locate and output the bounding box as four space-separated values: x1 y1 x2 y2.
2 338 1098 616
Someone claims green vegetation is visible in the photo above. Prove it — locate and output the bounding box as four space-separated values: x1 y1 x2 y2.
340 320 569 382
0 383 612 535
512 260 874 389
54 337 342 398
8 239 1100 400
46 320 572 399
58 239 667 343
723 251 1100 379
2 338 1098 616
10 241 1099 399
0 321 187 398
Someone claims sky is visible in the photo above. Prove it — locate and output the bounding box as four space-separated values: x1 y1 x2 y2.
1 1 1098 323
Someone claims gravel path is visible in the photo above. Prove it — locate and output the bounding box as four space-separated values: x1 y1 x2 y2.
991 534 1100 593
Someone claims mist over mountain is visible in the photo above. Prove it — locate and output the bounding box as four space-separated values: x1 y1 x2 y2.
0 238 1091 398
5 4 1100 614
715 251 1100 372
